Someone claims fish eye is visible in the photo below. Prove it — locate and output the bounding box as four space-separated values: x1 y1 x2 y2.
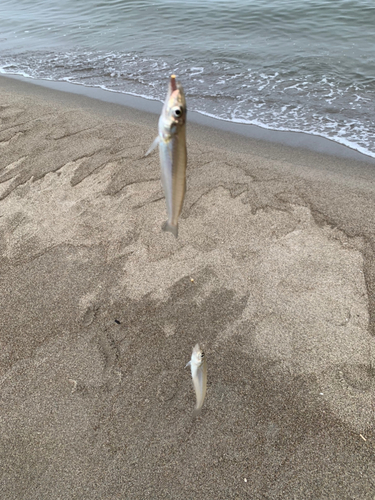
172 107 182 118
201 352 204 358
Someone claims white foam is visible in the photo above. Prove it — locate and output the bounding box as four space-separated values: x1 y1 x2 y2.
1 65 374 160
194 109 375 159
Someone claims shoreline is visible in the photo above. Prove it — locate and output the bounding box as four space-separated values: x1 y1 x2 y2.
1 72 374 499
2 72 375 164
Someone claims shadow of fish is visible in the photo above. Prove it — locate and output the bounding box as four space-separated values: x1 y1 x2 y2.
145 75 187 238
186 344 207 416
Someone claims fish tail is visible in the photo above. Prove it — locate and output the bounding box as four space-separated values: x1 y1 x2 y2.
193 407 202 418
162 220 178 238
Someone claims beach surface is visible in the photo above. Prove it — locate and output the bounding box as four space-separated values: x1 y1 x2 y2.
1 75 374 499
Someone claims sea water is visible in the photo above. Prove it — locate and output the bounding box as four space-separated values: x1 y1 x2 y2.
0 0 374 157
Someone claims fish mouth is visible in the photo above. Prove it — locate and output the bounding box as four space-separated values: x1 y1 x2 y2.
166 75 186 123
170 74 177 92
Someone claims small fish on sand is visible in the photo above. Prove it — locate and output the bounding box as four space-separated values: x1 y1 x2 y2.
145 75 187 238
185 344 207 415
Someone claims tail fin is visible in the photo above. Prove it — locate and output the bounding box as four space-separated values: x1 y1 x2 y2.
193 407 202 418
162 220 178 238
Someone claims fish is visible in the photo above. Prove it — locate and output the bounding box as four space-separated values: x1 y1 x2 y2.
145 75 187 238
185 344 207 415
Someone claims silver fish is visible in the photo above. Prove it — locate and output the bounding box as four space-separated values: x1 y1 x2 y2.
145 75 187 238
185 344 207 415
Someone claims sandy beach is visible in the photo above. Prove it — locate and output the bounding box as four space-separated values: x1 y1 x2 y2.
1 75 374 499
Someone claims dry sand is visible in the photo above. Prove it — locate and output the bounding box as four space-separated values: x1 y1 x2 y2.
0 75 374 499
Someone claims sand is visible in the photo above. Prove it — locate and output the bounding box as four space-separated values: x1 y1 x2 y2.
0 75 374 499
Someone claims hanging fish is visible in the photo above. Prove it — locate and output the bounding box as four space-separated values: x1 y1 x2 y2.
145 75 187 238
186 344 207 415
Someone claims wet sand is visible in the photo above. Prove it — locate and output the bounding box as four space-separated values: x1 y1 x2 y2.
0 75 374 499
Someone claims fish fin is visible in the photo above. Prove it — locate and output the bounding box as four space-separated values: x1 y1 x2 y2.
185 360 191 369
145 136 159 157
162 220 178 238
